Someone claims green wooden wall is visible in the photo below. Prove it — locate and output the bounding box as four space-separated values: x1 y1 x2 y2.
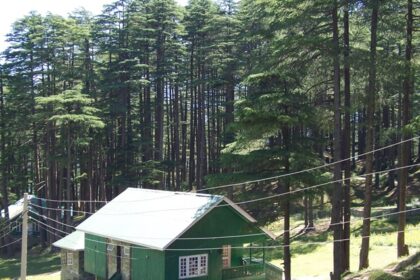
164 202 269 279
169 201 267 250
131 246 165 280
84 233 107 279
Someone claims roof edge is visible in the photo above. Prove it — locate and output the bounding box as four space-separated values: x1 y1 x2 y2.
76 228 165 251
223 197 276 240
162 197 223 250
222 197 257 223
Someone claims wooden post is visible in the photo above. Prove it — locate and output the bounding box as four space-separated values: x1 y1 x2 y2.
249 242 252 263
262 241 265 266
20 193 28 280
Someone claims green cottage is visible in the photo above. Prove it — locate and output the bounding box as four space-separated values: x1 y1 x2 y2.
76 188 282 280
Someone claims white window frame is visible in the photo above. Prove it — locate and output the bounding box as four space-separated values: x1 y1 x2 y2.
123 246 130 256
179 254 208 279
107 243 114 252
10 221 22 232
32 221 39 232
67 252 73 266
222 245 231 268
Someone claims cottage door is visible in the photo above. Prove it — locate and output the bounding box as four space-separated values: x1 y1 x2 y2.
117 246 122 273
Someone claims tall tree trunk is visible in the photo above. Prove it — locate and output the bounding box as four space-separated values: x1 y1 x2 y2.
65 127 72 230
308 196 314 230
181 90 188 183
359 0 379 270
282 125 291 280
330 1 343 279
225 72 235 144
155 34 165 164
397 0 413 258
174 78 181 191
342 0 351 272
143 49 153 187
0 68 12 256
196 63 206 189
189 43 196 189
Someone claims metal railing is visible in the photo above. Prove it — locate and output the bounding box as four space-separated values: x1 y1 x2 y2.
265 262 283 280
222 263 265 279
222 262 283 280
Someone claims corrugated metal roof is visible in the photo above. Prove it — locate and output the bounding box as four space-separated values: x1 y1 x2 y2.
53 231 85 251
76 188 224 250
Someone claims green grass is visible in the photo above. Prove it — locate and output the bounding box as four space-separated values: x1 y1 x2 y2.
367 270 402 280
0 207 418 280
268 211 420 279
0 247 60 280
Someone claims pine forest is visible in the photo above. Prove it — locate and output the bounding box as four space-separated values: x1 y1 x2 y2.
0 0 419 279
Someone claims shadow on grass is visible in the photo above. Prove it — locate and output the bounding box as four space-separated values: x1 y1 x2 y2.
0 251 60 279
352 213 420 236
267 230 331 261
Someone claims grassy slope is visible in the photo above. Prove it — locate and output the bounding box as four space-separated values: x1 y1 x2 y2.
268 212 420 279
0 209 418 280
0 248 60 280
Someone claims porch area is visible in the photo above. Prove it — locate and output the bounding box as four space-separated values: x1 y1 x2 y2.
222 262 282 280
220 244 282 280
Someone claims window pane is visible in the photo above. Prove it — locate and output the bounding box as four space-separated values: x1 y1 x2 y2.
189 257 198 275
67 253 73 266
180 254 207 278
200 255 207 274
179 257 187 277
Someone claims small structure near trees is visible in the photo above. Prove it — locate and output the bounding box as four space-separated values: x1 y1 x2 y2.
0 195 43 249
54 188 283 280
53 231 92 280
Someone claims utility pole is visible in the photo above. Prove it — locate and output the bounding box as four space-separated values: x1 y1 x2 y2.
20 193 28 280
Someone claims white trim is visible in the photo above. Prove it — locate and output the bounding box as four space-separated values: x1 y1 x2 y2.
222 245 231 268
163 199 223 249
223 197 257 223
66 252 73 266
77 229 164 251
179 254 208 279
260 227 277 240
123 246 130 256
223 197 277 240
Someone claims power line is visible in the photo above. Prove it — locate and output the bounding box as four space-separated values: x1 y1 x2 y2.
31 136 420 204
29 206 420 242
0 212 25 236
29 210 269 240
233 163 420 207
0 227 14 240
0 238 22 249
33 193 175 204
37 224 139 261
198 135 419 192
29 211 75 229
32 214 419 251
29 163 420 216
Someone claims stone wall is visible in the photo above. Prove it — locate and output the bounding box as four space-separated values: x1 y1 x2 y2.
60 249 81 280
60 249 92 280
106 239 131 280
121 244 130 280
107 240 117 278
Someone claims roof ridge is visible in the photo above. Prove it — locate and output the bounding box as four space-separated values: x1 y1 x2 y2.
125 187 223 198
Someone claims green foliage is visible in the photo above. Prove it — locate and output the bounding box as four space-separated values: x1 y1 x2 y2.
36 86 104 130
368 270 402 280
